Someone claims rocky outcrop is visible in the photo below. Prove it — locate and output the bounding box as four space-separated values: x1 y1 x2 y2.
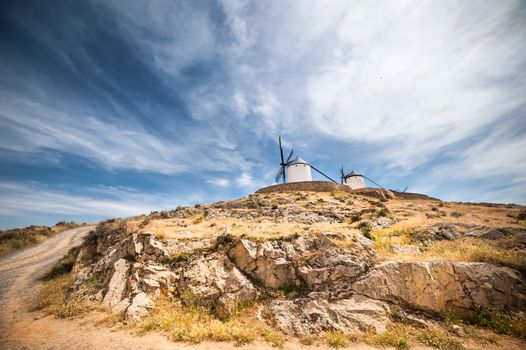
177 253 257 318
351 260 526 313
297 233 376 291
69 217 526 330
228 239 298 289
268 295 390 336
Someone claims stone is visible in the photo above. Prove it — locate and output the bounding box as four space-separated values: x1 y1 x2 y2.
351 261 526 313
178 253 257 318
388 244 421 255
298 233 376 291
102 259 131 309
228 239 298 289
268 295 390 336
125 292 154 322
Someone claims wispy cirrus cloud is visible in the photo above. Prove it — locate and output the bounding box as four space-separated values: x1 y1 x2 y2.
0 0 525 229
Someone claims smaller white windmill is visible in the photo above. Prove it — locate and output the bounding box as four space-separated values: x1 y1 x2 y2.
340 167 365 189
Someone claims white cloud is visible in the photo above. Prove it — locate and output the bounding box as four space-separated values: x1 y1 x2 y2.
0 181 201 218
236 172 253 187
206 178 231 187
0 96 251 175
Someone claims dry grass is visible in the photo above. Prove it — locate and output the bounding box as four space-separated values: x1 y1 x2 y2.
366 327 409 350
137 299 285 347
414 327 465 350
324 331 351 348
0 222 81 258
449 310 526 339
33 274 92 318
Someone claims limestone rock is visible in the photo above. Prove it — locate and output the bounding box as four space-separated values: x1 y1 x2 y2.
131 263 178 298
125 292 154 322
268 295 390 336
228 239 298 289
178 253 257 318
351 260 526 313
298 233 376 291
102 259 131 309
388 244 421 255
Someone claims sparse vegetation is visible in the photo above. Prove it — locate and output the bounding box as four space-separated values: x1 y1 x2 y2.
299 334 317 345
42 246 81 280
33 274 92 318
366 327 409 350
422 238 526 274
325 331 351 348
0 222 80 258
449 309 526 339
138 298 284 346
415 327 464 350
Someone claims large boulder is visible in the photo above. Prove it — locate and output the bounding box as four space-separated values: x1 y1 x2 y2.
177 253 257 318
101 258 131 311
130 263 178 298
125 292 154 322
298 233 376 291
228 239 298 289
268 295 390 336
351 260 526 313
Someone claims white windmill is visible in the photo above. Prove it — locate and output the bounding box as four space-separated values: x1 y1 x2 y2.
340 167 365 189
275 137 337 184
274 136 312 183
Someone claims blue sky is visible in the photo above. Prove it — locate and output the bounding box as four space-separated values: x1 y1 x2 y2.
1 0 525 228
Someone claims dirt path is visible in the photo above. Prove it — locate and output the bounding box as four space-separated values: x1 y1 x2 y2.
0 226 517 350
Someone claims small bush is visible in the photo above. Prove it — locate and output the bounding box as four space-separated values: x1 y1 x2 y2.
367 329 409 350
350 214 362 222
450 309 526 339
42 247 80 280
377 208 389 217
123 253 136 262
415 328 464 350
262 328 286 348
192 213 205 224
357 221 374 240
325 331 350 348
277 282 306 296
299 334 317 345
450 211 464 218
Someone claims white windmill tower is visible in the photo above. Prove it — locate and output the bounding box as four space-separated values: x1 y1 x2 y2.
274 137 313 183
340 167 365 189
286 155 313 183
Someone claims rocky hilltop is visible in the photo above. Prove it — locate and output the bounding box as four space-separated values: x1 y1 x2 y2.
58 190 525 347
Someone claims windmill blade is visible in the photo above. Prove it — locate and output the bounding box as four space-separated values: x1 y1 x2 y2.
285 149 294 163
402 186 408 193
274 166 285 183
278 136 285 165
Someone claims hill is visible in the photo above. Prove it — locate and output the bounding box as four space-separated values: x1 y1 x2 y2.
34 190 526 349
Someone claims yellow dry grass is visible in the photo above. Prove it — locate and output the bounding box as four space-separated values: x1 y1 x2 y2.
137 298 286 347
33 274 93 318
